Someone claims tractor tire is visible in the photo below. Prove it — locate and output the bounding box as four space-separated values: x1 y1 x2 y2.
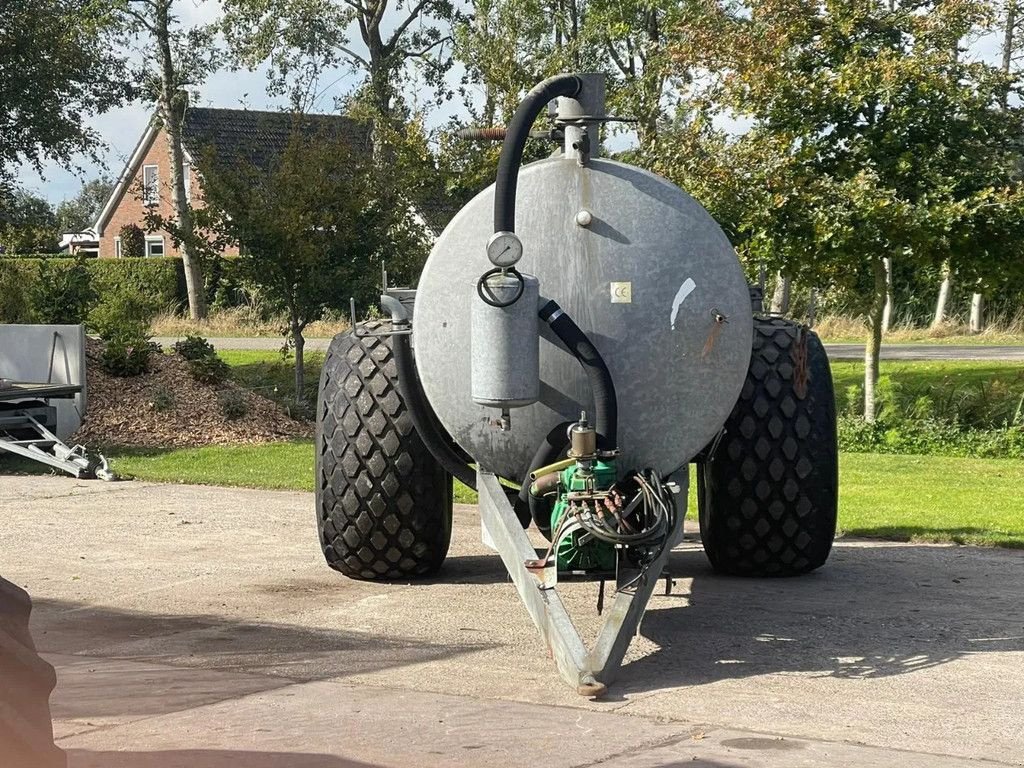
316 321 453 580
697 317 837 576
0 578 65 768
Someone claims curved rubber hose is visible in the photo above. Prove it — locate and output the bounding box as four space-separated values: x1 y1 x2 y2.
393 331 477 491
515 420 573 530
494 74 582 233
539 300 618 448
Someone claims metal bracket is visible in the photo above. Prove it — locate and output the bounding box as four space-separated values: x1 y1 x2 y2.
477 469 686 696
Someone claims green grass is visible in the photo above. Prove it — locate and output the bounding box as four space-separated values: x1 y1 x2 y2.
112 441 316 492
96 442 1024 549
218 349 326 416
830 360 1024 414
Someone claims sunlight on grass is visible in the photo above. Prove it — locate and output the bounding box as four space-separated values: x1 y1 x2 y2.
106 441 1024 549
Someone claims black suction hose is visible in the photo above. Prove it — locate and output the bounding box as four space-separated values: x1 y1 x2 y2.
516 420 573 534
539 299 618 449
494 74 582 233
392 331 478 491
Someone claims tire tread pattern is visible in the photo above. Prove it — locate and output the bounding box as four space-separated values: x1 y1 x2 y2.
699 317 838 576
316 321 452 580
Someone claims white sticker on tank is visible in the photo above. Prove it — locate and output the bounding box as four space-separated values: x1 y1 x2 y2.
610 282 632 303
670 278 697 330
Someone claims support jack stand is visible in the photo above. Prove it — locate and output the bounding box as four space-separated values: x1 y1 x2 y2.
477 470 685 696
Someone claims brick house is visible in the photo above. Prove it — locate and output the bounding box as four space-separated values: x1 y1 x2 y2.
93 107 371 258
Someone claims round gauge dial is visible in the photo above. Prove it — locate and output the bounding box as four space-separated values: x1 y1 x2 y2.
486 231 524 268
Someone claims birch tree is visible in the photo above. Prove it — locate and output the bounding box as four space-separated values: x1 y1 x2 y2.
669 0 1024 421
114 0 221 320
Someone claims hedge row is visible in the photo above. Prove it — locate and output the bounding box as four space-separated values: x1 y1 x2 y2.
0 257 186 313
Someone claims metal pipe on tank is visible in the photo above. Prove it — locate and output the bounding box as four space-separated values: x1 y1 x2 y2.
558 73 606 163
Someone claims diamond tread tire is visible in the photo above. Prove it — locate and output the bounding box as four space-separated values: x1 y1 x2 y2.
316 321 452 580
0 578 65 768
698 317 837 576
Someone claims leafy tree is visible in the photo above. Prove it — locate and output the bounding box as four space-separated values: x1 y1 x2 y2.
0 0 130 185
0 190 59 254
220 0 458 119
56 176 114 233
665 0 1024 421
111 0 223 320
119 223 146 258
194 127 429 403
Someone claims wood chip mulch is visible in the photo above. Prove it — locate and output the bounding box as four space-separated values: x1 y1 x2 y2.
72 339 313 448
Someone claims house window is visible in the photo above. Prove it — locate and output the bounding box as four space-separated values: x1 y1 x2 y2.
142 164 159 205
183 161 191 202
145 236 165 258
114 237 122 258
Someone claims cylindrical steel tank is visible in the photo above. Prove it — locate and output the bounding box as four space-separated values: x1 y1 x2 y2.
414 156 753 481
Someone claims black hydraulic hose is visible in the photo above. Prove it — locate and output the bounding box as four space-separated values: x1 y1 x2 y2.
392 331 477 491
539 299 618 449
494 74 582 233
515 420 573 530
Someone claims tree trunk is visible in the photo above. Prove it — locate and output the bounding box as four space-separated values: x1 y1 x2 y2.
931 260 952 329
970 292 985 334
807 287 818 329
292 322 305 404
155 0 206 320
864 256 888 422
770 272 791 314
881 256 893 334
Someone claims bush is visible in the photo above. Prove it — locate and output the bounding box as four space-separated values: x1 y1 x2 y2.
186 354 230 384
119 224 145 258
0 257 185 315
100 338 156 377
29 255 97 324
173 334 230 383
173 334 218 361
89 289 159 342
218 389 248 420
150 384 175 412
0 259 34 322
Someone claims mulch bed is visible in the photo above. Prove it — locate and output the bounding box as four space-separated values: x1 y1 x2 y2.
72 339 312 448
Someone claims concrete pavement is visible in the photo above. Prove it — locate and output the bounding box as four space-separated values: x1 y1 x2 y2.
1 475 1022 766
153 335 1024 361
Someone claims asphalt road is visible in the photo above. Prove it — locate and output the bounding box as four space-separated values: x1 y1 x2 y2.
2 475 1022 767
153 335 1024 361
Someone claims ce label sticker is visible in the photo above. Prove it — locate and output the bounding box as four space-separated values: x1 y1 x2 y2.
610 282 632 303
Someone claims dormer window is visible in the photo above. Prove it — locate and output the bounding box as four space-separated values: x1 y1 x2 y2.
143 164 159 205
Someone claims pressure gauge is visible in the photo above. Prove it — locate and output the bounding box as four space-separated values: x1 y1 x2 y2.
486 231 523 268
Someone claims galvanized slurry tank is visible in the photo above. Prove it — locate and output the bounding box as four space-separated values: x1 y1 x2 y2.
414 156 754 480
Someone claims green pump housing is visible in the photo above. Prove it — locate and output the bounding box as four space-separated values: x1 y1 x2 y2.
550 459 618 571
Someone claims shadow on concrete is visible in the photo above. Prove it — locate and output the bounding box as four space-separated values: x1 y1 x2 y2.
33 598 493 721
67 748 382 767
614 543 1024 694
433 540 1024 694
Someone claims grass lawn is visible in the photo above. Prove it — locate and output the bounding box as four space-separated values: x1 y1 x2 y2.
103 442 1024 549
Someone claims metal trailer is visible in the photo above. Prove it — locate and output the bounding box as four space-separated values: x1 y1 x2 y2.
316 73 838 695
0 324 109 479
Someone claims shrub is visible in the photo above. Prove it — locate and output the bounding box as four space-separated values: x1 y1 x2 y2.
186 354 230 384
150 384 175 412
89 289 159 342
100 338 156 377
0 259 34 322
0 257 184 314
29 255 97 324
173 334 217 361
119 224 145 258
218 389 248 420
174 334 230 383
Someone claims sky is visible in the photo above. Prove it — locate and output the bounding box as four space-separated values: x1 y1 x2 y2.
14 1 1006 208
15 0 473 206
